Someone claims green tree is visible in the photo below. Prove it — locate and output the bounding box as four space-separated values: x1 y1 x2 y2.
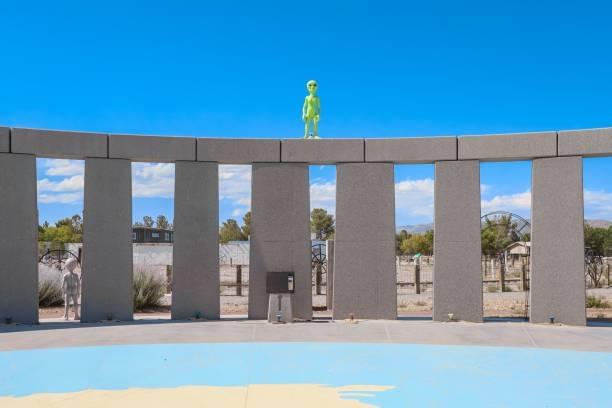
219 219 245 243
142 216 154 228
156 215 169 230
585 224 607 256
241 211 251 239
396 230 410 254
481 215 521 256
310 208 335 240
399 230 433 255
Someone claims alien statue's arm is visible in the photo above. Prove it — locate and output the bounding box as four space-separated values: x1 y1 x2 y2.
316 97 321 120
61 274 67 296
302 97 308 121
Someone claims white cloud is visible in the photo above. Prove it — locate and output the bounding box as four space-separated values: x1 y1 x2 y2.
220 165 252 214
584 189 612 220
481 190 531 215
310 181 336 215
38 192 83 204
41 159 84 177
132 163 175 198
395 178 435 221
38 175 84 193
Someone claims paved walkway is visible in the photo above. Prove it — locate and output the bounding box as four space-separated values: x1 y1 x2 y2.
1 318 611 352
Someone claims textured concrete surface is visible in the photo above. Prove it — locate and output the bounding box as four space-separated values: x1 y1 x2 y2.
81 159 133 322
334 163 396 319
0 154 38 324
281 139 364 163
0 127 8 152
531 157 586 326
1 319 611 352
558 127 612 157
198 138 280 163
249 164 311 320
109 134 195 162
365 137 457 163
458 131 557 161
433 160 482 322
11 128 107 159
172 162 220 320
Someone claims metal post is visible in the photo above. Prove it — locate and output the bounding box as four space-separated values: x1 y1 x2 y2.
415 263 421 295
236 265 243 296
499 262 505 292
316 263 322 295
521 263 527 292
166 265 172 294
607 264 610 288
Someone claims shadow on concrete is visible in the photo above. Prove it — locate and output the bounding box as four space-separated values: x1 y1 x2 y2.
397 316 433 321
483 317 529 323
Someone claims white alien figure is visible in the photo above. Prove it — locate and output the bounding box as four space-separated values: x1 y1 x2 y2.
61 258 81 320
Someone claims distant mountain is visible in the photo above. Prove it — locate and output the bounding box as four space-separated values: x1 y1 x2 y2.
586 219 612 228
396 219 611 234
396 223 433 234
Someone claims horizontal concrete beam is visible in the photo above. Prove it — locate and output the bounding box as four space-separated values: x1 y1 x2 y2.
11 128 107 159
109 134 195 162
558 127 612 157
458 131 557 161
281 139 364 163
365 137 456 163
197 138 280 163
0 127 8 152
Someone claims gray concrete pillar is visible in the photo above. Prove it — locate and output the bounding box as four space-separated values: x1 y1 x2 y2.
81 159 133 322
530 157 585 325
326 239 334 310
333 163 396 320
0 154 38 324
249 163 311 320
172 162 219 320
433 160 482 322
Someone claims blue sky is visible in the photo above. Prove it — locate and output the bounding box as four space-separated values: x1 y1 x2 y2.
3 1 612 226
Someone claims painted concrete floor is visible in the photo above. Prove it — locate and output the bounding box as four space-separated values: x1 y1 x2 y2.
1 319 611 407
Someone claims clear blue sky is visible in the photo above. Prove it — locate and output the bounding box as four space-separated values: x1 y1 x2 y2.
2 1 611 226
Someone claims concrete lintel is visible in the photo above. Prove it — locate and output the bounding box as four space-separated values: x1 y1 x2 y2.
0 127 9 152
197 138 280 163
558 127 612 157
109 134 195 162
365 137 457 163
281 139 364 163
11 128 107 159
458 131 557 161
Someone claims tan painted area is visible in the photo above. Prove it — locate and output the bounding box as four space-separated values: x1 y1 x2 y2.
0 384 394 408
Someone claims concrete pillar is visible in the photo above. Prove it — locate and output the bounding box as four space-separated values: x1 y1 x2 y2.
333 163 396 320
0 154 38 324
172 162 219 320
326 240 334 310
81 159 133 322
433 160 482 322
249 163 311 320
530 157 586 325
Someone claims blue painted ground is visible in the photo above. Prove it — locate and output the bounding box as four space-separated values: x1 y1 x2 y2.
1 343 611 407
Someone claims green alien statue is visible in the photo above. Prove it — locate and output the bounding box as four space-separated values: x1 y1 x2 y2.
302 80 321 139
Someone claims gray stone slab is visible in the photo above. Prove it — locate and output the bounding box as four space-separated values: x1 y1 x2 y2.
11 128 107 159
197 138 280 163
172 162 219 320
458 131 557 161
558 127 612 157
0 154 38 324
281 139 364 163
249 163 311 320
81 159 133 322
0 127 9 152
109 134 195 162
433 160 482 322
333 163 396 320
365 137 457 163
530 157 585 326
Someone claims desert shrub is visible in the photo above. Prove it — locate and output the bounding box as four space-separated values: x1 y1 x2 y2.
133 271 165 311
586 295 611 309
415 301 427 307
486 284 498 293
39 279 64 307
502 286 513 292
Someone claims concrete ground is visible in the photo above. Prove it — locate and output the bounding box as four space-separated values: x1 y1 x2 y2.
1 318 611 353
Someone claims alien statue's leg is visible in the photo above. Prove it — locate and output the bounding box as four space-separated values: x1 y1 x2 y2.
64 295 69 320
72 294 80 320
313 117 320 138
304 120 310 139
